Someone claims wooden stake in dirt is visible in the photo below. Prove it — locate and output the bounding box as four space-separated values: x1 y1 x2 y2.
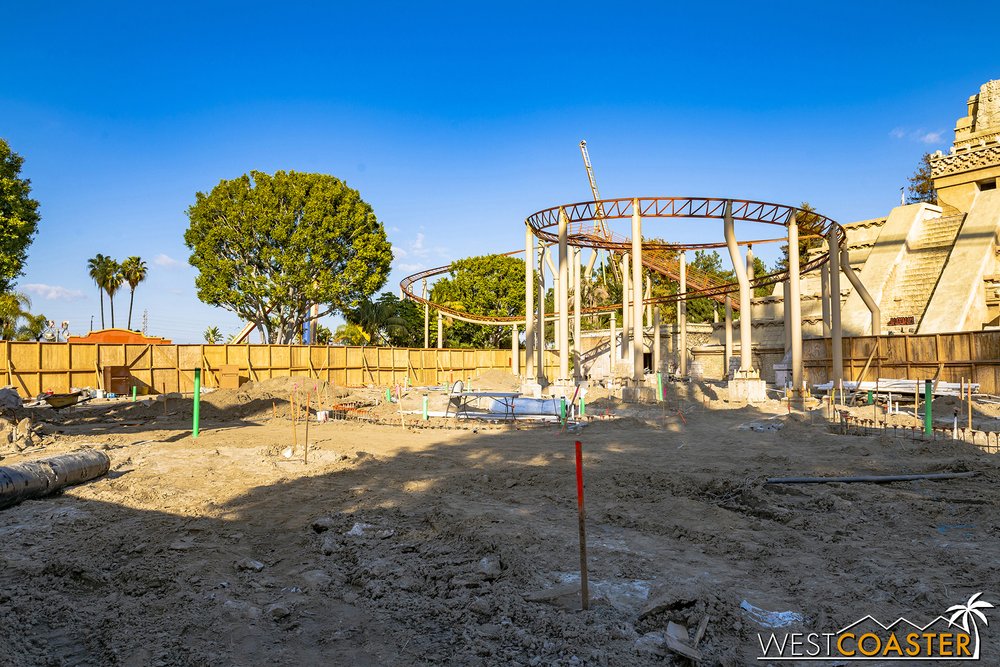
304 389 310 464
291 391 297 451
272 400 276 420
574 440 589 611
968 380 973 430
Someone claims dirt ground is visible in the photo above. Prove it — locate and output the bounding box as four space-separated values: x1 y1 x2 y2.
0 377 998 665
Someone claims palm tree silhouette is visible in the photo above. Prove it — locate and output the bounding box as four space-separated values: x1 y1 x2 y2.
947 592 993 658
104 260 123 328
120 256 147 330
87 254 113 329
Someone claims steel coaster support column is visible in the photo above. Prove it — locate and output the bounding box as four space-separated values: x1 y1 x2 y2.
841 248 880 335
788 212 804 395
653 306 661 374
621 253 630 361
610 311 617 365
724 296 733 379
782 280 791 356
512 324 519 376
573 246 582 381
644 276 652 327
422 279 430 349
679 250 687 377
724 201 753 373
631 199 644 382
537 244 547 382
821 259 831 337
558 207 570 382
829 228 843 386
524 226 535 380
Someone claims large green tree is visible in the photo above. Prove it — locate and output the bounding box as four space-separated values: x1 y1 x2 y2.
0 140 41 293
906 152 937 204
430 254 525 348
184 171 392 344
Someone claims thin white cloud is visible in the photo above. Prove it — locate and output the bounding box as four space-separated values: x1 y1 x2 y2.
889 127 945 145
22 283 86 301
154 253 182 268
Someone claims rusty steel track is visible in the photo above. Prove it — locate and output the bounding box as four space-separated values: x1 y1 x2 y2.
399 197 844 327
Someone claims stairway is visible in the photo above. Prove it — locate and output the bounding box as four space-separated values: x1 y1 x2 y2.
883 214 965 329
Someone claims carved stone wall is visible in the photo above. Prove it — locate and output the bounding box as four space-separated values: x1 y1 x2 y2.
931 144 1000 178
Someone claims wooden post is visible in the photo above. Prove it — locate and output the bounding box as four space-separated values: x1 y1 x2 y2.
304 389 310 464
574 440 589 611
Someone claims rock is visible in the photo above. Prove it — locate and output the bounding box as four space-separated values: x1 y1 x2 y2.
469 596 493 616
375 529 395 539
345 522 373 537
234 558 265 573
0 387 22 409
634 632 666 657
477 555 502 580
300 569 332 588
320 534 340 555
311 516 337 533
265 603 291 620
479 624 502 639
222 599 262 619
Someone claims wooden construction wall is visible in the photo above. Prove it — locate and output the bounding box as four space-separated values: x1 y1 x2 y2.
0 342 559 397
802 331 1000 393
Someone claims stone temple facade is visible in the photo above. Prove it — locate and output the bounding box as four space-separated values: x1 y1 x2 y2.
747 79 1000 350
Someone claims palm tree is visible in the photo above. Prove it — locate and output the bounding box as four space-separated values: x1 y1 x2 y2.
333 323 369 346
87 254 113 329
0 292 31 340
104 260 123 328
947 592 993 658
120 256 147 330
17 313 48 341
203 326 222 344
347 297 409 346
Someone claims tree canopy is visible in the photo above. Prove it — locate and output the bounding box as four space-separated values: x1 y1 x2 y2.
0 139 41 293
431 254 525 348
906 152 937 204
184 171 392 344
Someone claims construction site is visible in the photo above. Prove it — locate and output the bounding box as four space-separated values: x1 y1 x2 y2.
2 80 1000 664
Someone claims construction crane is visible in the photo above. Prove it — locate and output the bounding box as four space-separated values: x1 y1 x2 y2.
579 140 611 239
579 140 616 278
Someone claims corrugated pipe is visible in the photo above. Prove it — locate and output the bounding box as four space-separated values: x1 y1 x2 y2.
0 449 111 510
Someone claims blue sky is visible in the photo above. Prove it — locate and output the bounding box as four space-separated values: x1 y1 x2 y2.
2 1 998 342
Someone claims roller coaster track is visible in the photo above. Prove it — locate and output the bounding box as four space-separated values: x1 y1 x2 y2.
399 197 844 326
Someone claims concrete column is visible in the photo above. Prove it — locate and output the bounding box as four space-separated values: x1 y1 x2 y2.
828 228 843 385
679 251 687 377
610 311 617 365
788 213 803 394
537 244 547 381
621 253 630 361
653 306 661 374
631 200 644 381
437 312 444 349
422 279 430 349
524 226 535 380
724 295 733 378
558 208 570 382
747 245 755 283
782 280 791 356
820 260 831 337
573 246 582 380
724 201 753 373
512 324 519 376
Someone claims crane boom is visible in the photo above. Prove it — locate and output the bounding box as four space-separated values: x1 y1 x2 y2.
579 140 610 239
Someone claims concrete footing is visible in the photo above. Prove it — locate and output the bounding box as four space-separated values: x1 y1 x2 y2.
519 381 544 399
622 386 657 403
728 378 768 403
